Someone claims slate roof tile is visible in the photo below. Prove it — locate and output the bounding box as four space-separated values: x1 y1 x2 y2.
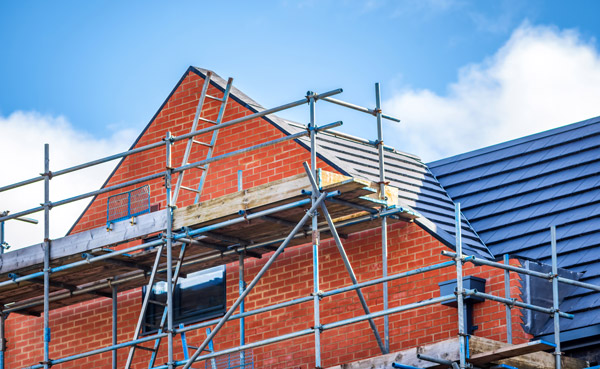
429 116 600 339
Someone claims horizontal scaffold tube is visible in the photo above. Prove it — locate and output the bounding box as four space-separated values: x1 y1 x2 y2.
557 276 600 292
442 251 600 292
321 96 401 123
17 253 459 366
23 331 168 369
443 251 550 279
0 121 343 224
0 88 343 194
22 253 574 368
173 121 342 174
3 270 147 313
177 258 460 335
162 295 457 368
469 290 574 319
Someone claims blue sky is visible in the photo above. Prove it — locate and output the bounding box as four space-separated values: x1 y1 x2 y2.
2 1 599 141
2 0 600 246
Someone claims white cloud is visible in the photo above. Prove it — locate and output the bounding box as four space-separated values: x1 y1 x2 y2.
384 23 600 162
0 111 137 249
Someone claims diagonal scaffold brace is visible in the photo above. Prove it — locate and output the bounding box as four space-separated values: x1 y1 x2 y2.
302 162 388 355
180 190 330 369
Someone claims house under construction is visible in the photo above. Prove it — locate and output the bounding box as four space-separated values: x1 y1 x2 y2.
0 67 599 369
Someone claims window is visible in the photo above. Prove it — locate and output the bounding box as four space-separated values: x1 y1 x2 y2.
143 265 226 333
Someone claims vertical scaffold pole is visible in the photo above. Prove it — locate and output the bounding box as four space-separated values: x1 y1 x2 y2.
43 143 51 369
165 131 175 369
239 251 246 368
551 226 561 369
375 82 389 354
308 91 322 368
238 170 246 368
455 203 466 369
503 254 512 344
0 218 4 255
112 285 118 369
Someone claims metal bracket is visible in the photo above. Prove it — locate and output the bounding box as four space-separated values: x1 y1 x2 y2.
0 241 10 251
306 124 318 133
310 290 324 300
40 201 54 210
507 297 517 308
241 209 250 224
81 253 92 263
310 324 324 332
40 171 53 180
163 135 176 143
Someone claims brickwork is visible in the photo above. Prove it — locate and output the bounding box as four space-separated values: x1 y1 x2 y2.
5 69 531 368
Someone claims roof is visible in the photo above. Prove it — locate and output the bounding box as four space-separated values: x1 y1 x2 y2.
428 116 600 339
192 67 493 259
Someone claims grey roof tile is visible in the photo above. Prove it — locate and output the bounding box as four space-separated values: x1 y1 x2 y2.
191 67 493 260
429 116 600 340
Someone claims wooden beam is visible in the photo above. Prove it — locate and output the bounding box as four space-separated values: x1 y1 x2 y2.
0 210 167 276
30 278 111 299
202 232 262 259
87 290 113 299
469 340 555 366
203 231 250 245
261 215 310 231
469 336 584 369
30 277 78 292
12 308 41 317
179 237 227 253
100 258 153 274
173 170 397 229
326 197 377 214
326 338 461 369
326 336 586 369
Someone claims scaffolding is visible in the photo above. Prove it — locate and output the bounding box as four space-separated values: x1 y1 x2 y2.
0 71 599 369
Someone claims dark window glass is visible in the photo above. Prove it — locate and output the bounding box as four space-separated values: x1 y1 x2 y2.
143 266 226 334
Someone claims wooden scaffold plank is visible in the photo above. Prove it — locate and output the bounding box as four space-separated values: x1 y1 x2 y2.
468 340 556 366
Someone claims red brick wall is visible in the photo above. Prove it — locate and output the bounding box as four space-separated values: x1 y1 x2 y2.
5 223 530 368
4 69 531 368
70 70 337 234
